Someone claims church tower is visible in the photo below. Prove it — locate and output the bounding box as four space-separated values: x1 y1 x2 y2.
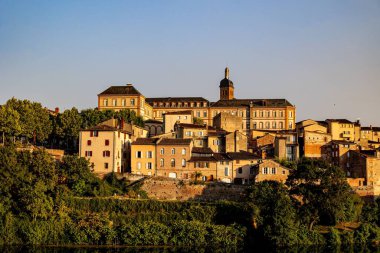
219 67 234 100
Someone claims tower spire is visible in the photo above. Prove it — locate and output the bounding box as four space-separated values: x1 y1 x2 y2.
225 67 229 79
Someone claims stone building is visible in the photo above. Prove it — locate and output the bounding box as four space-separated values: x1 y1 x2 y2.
130 138 159 176
326 119 360 142
252 159 290 184
97 84 153 120
156 138 193 179
79 119 132 175
163 110 193 133
347 149 380 196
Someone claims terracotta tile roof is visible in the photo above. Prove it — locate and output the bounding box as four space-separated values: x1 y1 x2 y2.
132 138 160 145
210 99 293 108
326 119 354 124
158 138 192 146
362 126 380 131
213 153 231 161
146 97 209 104
192 147 214 154
331 140 356 145
83 125 118 132
164 110 192 115
98 85 142 95
227 151 259 160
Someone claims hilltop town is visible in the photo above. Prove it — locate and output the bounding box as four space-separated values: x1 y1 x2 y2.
74 67 380 197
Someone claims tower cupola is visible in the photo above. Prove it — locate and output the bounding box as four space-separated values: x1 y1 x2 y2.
219 67 234 100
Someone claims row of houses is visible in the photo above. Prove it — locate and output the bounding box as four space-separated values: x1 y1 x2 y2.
77 68 379 195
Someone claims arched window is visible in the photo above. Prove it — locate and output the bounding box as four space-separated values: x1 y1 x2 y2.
182 148 186 155
160 148 164 155
171 148 175 155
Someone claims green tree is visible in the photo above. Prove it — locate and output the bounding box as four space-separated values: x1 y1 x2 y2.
5 98 52 143
286 158 358 228
56 107 82 149
0 106 22 143
249 181 299 247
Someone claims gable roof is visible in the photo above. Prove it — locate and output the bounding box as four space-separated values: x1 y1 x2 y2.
98 85 142 96
227 151 259 160
132 138 160 145
164 110 192 115
158 138 192 146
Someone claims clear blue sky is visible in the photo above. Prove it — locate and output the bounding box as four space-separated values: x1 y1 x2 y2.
1 0 379 126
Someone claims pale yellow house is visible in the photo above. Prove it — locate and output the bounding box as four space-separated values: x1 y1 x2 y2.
163 110 193 133
98 84 153 120
130 138 159 176
326 119 359 142
79 123 131 175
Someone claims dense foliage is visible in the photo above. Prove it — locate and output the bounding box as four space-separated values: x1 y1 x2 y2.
0 98 144 151
0 145 379 249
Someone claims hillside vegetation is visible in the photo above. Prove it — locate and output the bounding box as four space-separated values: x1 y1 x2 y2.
0 145 379 250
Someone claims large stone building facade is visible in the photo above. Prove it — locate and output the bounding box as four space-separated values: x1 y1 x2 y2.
98 68 296 134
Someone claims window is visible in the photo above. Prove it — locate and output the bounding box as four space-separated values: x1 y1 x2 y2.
289 111 293 118
203 111 207 117
103 151 110 157
122 99 126 106
253 123 257 129
90 131 99 137
196 111 200 117
182 159 186 167
199 131 203 136
103 99 108 106
112 99 117 106
265 122 270 129
272 122 276 129
279 122 283 129
87 140 91 146
259 122 263 129
263 167 268 174
224 167 229 176
171 148 175 155
282 170 286 175
105 140 109 146
238 168 242 174
272 168 276 174
273 111 277 117
147 151 153 158
160 148 164 155
136 151 142 158
104 163 109 169
137 162 141 170
160 159 164 167
131 99 135 106
147 162 152 170
171 159 175 167
85 151 92 157
182 148 186 155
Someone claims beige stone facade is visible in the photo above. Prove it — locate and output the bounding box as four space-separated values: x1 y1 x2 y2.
130 138 159 176
253 160 290 184
98 84 153 120
163 110 193 133
156 139 193 179
79 123 131 174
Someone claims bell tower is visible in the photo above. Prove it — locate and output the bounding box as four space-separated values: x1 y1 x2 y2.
219 67 234 100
